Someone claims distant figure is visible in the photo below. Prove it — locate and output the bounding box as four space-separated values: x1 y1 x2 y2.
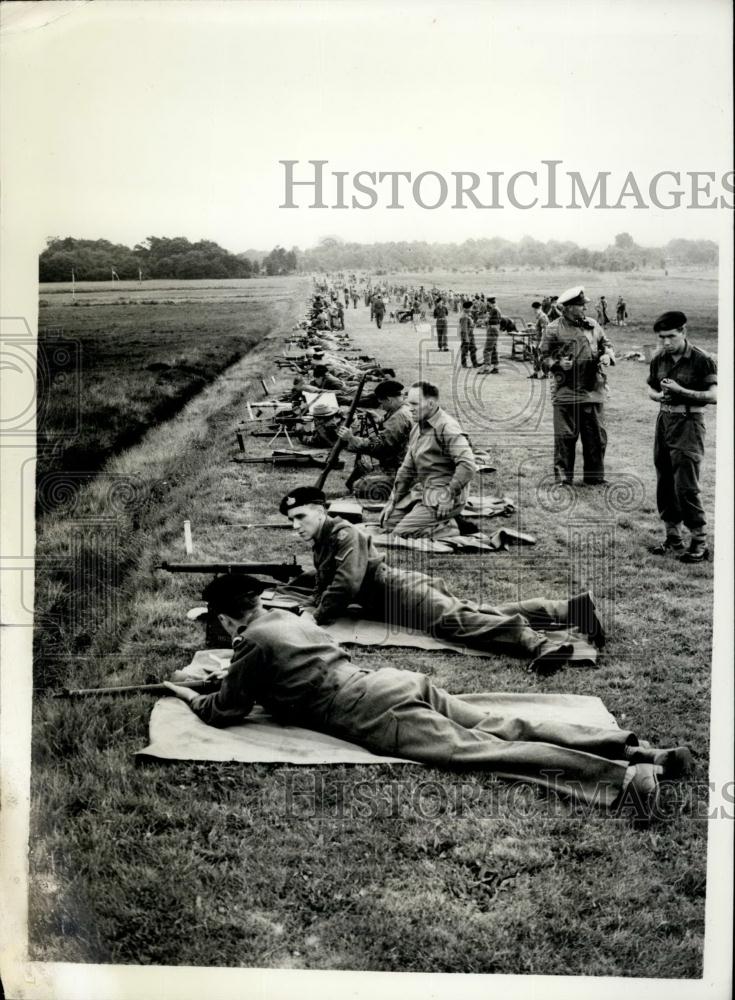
372 293 386 330
547 296 561 321
616 296 628 326
597 296 611 327
433 297 449 351
528 301 549 379
458 301 479 368
478 295 501 374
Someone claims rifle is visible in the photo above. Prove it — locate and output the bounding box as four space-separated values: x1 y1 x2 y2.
234 450 342 470
52 679 218 699
159 558 303 582
314 371 369 490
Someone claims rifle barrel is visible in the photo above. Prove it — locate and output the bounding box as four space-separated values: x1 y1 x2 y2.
159 560 303 579
52 679 215 699
314 372 368 490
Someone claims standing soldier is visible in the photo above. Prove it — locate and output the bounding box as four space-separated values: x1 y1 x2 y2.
433 295 449 351
372 292 386 329
647 311 717 563
478 295 501 374
458 300 479 368
528 301 549 379
539 286 615 486
616 296 628 326
597 296 611 326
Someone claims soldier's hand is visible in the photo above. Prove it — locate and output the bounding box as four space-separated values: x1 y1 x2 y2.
379 500 394 527
661 377 682 393
163 681 198 705
336 426 352 442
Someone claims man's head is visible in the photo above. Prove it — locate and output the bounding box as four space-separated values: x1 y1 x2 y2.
557 285 590 322
202 574 267 635
653 311 688 354
374 379 405 413
531 300 542 311
462 300 472 311
313 365 328 378
406 381 440 422
310 400 340 420
279 486 328 541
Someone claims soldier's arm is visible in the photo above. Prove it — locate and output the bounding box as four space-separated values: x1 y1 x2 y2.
443 422 477 494
390 430 418 500
314 527 369 625
350 410 410 456
183 639 261 727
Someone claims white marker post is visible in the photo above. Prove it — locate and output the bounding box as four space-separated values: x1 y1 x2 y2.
183 520 193 555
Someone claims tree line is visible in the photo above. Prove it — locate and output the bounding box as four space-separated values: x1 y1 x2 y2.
299 233 718 273
39 232 716 282
39 237 299 281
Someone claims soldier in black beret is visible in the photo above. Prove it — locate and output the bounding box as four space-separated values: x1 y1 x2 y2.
337 380 413 501
647 311 717 562
279 486 327 517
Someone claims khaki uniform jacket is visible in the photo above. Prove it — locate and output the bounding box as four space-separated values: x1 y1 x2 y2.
392 407 477 509
539 315 612 404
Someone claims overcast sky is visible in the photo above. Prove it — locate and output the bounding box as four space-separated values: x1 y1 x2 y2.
1 0 732 253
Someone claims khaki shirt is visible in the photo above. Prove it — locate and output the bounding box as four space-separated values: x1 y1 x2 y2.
190 608 361 726
348 403 413 474
539 315 612 404
392 406 476 507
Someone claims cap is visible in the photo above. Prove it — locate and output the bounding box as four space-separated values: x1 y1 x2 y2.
487 296 496 303
653 310 687 332
279 486 327 515
310 401 339 417
557 286 590 307
531 301 542 309
202 574 268 608
374 379 404 400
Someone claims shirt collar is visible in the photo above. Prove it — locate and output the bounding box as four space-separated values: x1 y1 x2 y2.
315 514 334 543
421 406 444 429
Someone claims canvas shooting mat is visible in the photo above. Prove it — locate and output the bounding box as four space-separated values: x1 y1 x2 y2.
138 648 618 765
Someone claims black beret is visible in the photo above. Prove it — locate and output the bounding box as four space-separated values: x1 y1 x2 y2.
279 486 327 516
488 296 496 303
653 310 687 332
202 574 268 607
374 379 404 400
531 301 542 309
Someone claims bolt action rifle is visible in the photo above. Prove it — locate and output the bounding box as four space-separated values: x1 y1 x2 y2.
52 679 219 699
314 371 369 490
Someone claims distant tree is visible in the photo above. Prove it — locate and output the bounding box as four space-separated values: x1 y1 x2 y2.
614 232 636 249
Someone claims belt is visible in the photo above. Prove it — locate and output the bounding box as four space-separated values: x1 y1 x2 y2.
659 404 702 414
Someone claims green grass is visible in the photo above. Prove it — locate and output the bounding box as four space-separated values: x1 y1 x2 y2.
29 270 717 976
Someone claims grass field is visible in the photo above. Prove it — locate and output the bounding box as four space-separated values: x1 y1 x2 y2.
29 269 718 977
36 278 298 490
